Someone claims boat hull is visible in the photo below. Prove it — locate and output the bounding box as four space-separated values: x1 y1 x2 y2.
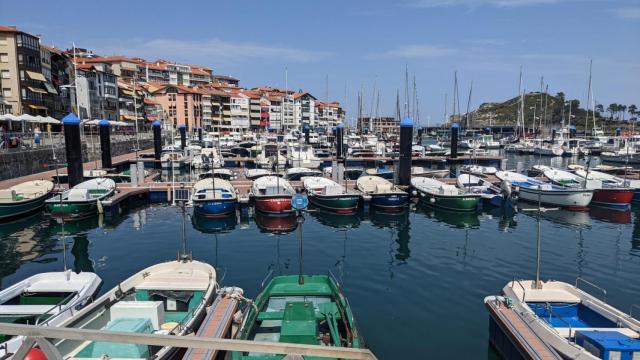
417 190 480 211
254 195 293 214
591 188 634 209
0 196 49 221
46 201 99 220
193 199 236 217
370 193 409 210
309 194 360 214
287 158 321 169
517 187 593 210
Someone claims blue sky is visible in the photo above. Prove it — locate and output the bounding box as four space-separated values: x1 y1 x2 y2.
2 0 638 126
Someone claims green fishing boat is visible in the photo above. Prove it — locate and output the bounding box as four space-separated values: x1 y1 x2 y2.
45 178 116 220
232 274 364 359
303 177 360 214
0 180 54 221
411 177 480 212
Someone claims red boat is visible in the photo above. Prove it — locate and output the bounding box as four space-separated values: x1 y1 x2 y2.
250 176 296 214
591 188 634 210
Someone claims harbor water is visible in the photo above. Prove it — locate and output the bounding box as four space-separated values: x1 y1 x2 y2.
1 152 639 359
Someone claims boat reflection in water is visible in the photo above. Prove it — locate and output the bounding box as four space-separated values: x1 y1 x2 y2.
0 212 44 238
191 211 237 234
49 216 101 273
482 206 517 232
589 206 631 224
309 208 361 229
369 208 411 266
254 210 298 234
417 203 480 229
368 207 409 229
520 206 592 229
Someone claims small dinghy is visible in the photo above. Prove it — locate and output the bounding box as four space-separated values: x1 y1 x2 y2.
45 178 116 219
0 180 54 221
487 279 640 360
0 270 102 354
364 167 395 180
53 259 217 360
250 176 296 214
411 167 449 178
459 165 497 176
191 178 237 218
231 275 365 360
456 173 514 208
303 177 360 214
495 171 593 210
411 177 480 211
356 176 409 210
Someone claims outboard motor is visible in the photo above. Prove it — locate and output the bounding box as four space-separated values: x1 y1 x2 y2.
501 180 516 201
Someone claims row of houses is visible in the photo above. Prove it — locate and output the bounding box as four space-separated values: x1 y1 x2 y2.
0 25 345 132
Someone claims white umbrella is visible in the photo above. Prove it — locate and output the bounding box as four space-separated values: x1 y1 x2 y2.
45 116 60 124
1 114 20 121
19 114 38 122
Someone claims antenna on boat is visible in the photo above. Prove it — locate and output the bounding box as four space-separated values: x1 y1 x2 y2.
291 194 309 285
54 164 68 272
178 192 191 262
534 185 542 289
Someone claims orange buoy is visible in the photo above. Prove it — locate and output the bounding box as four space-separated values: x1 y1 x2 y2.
25 348 47 360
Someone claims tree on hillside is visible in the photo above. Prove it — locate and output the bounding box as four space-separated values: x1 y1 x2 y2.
620 105 627 121
556 92 565 103
595 104 604 115
629 104 637 121
569 99 580 110
607 104 617 120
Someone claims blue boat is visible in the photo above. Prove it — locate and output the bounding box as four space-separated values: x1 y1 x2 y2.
191 178 237 218
357 175 409 211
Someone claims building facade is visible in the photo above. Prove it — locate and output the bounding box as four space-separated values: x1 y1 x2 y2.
357 116 400 135
73 62 119 121
316 101 345 128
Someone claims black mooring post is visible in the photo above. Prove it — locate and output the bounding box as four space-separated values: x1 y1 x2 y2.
198 127 203 143
99 119 112 169
179 124 186 150
335 124 344 160
304 125 310 145
62 113 84 187
152 120 162 169
398 117 413 186
450 123 459 159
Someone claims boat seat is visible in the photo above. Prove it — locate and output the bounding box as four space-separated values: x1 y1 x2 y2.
75 318 153 359
521 289 581 303
0 305 58 315
439 184 459 195
555 327 639 339
375 184 392 193
279 302 317 345
0 189 16 201
270 283 332 297
68 188 90 201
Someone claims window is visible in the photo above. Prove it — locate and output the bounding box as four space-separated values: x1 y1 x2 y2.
21 88 26 99
0 53 7 63
18 54 23 64
0 36 7 46
2 88 11 97
1 70 9 79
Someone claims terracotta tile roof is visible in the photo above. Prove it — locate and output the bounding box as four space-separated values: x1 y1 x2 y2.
76 64 95 71
191 68 210 76
212 74 238 82
0 26 18 33
143 98 159 105
316 101 341 108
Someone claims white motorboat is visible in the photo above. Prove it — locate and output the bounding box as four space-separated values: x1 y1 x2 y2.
284 167 323 181
411 167 449 178
0 270 102 354
286 145 322 169
459 138 482 149
198 169 235 181
250 176 296 214
245 169 277 181
487 279 640 359
160 151 185 170
495 171 593 209
479 134 500 149
53 260 216 360
357 176 409 210
0 180 54 220
460 165 498 176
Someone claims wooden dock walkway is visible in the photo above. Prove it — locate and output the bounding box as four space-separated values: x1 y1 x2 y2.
485 298 562 360
183 291 239 360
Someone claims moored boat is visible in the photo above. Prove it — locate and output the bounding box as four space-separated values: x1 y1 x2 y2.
0 270 102 355
191 178 237 218
356 176 409 211
250 176 296 214
303 177 359 214
411 177 480 211
487 279 640 359
495 171 593 210
53 259 217 360
231 274 364 360
45 178 116 219
284 167 322 181
456 173 513 208
411 167 449 178
0 180 54 221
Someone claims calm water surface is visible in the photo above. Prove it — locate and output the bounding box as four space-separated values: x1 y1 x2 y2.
1 153 639 359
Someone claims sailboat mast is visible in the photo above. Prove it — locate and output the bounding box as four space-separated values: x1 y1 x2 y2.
396 90 401 122
412 75 417 120
404 65 410 118
465 81 473 129
452 72 458 125
517 66 523 138
585 59 593 137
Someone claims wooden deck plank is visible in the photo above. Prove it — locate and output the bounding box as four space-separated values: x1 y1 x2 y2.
183 294 239 360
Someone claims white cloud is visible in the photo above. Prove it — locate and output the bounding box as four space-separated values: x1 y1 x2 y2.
96 38 330 63
610 7 640 20
367 45 458 59
412 0 579 8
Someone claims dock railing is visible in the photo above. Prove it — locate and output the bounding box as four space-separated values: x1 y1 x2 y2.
0 322 378 360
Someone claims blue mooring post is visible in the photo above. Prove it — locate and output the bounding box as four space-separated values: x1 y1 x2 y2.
304 125 310 145
152 120 162 169
99 119 112 169
62 113 84 187
616 128 621 137
398 117 413 186
450 123 459 159
179 124 186 150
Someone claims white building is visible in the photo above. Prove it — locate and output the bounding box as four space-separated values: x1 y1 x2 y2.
74 63 118 120
229 92 250 131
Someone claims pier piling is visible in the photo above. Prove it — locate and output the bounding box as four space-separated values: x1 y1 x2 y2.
179 124 186 150
304 125 310 145
198 127 203 143
62 113 84 187
335 124 344 160
450 123 459 159
99 119 112 169
152 120 162 169
398 117 413 186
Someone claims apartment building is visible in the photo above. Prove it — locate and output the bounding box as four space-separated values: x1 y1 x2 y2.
293 92 316 127
117 80 145 126
148 83 202 131
316 101 345 128
74 62 119 121
229 91 250 131
76 56 143 81
212 74 239 86
143 60 212 87
357 116 400 135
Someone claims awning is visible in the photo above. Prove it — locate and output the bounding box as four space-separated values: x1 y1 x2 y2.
121 89 134 96
28 87 47 94
28 104 48 110
26 71 46 82
43 82 58 94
